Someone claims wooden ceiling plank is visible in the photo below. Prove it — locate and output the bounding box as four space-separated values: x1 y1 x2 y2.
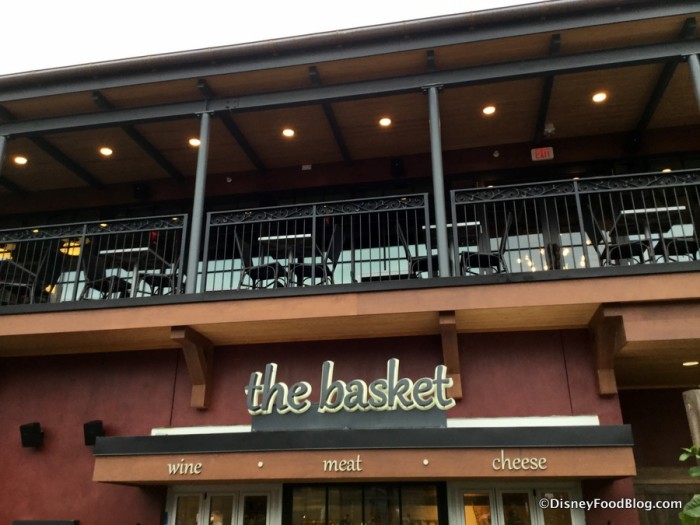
1 104 103 189
92 91 185 181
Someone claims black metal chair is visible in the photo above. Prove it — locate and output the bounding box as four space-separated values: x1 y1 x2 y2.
290 224 345 285
138 254 182 295
582 210 651 266
460 211 513 275
397 223 437 278
234 231 287 289
655 236 699 262
79 244 131 299
0 254 41 305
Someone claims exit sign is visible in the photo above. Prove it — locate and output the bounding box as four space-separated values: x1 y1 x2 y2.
531 147 554 161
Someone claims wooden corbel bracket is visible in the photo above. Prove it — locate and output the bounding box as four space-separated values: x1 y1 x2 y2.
171 326 214 410
439 311 463 400
589 306 627 396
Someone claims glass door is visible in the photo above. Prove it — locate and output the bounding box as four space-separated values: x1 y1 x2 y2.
168 487 279 525
451 484 584 525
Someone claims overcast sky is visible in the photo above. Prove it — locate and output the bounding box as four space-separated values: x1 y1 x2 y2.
0 0 542 76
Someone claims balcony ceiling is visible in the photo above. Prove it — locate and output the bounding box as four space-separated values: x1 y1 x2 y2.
0 3 699 202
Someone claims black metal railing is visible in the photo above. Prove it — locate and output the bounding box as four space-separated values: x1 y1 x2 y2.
0 215 187 305
200 194 433 291
1 170 698 308
450 170 700 275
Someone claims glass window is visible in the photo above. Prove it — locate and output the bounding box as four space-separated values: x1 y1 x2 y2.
501 493 532 525
176 495 201 525
328 486 362 525
210 495 235 525
243 495 269 525
290 484 440 525
365 485 400 525
463 493 492 525
538 492 572 525
292 486 326 525
402 485 439 525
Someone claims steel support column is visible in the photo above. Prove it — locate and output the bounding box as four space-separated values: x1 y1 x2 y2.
688 54 700 110
185 112 211 294
427 86 451 277
0 135 6 177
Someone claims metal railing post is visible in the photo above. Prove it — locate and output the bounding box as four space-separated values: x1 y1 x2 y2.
185 112 212 294
71 224 88 301
573 179 591 269
426 86 451 277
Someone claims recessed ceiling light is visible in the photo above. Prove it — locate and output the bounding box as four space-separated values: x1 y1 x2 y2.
188 138 201 147
683 361 699 367
99 147 113 157
282 128 295 138
592 92 608 103
379 117 392 127
13 156 28 166
482 105 496 116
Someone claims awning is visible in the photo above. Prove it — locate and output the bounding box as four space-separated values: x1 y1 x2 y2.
93 426 636 484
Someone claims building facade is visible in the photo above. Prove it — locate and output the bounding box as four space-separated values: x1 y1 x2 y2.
1 1 699 525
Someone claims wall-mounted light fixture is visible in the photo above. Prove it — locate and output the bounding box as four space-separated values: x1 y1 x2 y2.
83 420 105 446
19 422 44 448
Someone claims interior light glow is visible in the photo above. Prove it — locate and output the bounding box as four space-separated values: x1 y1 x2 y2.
662 168 672 173
0 243 15 261
682 361 699 367
188 138 201 147
379 117 392 127
592 92 608 103
482 105 496 116
59 240 82 257
99 147 113 157
14 156 28 165
562 247 571 256
282 128 295 138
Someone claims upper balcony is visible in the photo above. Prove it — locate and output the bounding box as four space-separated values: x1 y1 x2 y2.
1 1 700 390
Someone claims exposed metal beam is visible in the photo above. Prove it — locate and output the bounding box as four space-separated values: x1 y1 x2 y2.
0 134 25 193
0 105 103 188
308 67 352 164
629 18 697 148
92 91 185 181
2 2 698 103
533 34 561 144
3 39 700 138
197 80 266 172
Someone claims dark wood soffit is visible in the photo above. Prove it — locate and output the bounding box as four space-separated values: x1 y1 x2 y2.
0 274 698 358
1 126 698 219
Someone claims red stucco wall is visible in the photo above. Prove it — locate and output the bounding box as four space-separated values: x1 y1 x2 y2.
0 329 627 524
